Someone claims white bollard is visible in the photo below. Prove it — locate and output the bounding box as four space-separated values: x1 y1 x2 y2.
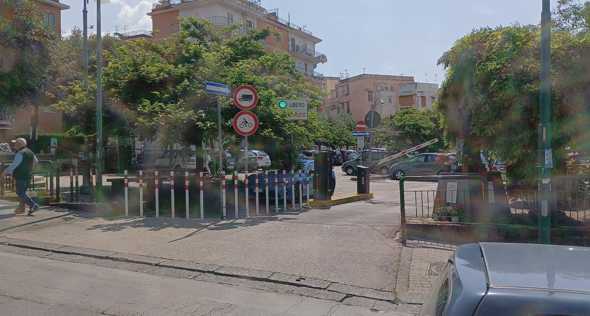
282 170 287 211
265 171 270 215
155 171 160 218
274 170 279 213
139 170 144 217
221 172 227 219
185 171 190 219
170 171 175 218
255 172 260 216
124 170 129 216
305 172 313 207
291 170 296 210
199 172 204 220
245 173 250 217
234 173 239 219
299 170 303 209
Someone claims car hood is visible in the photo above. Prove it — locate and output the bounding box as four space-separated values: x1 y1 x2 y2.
481 243 590 294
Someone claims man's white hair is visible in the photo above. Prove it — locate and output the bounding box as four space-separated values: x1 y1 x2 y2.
12 138 27 147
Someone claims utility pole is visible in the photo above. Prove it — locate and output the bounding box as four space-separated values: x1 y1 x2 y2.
82 0 88 89
95 0 104 199
539 0 552 244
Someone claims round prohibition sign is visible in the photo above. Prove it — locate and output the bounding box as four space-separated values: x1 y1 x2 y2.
233 85 259 111
232 111 259 137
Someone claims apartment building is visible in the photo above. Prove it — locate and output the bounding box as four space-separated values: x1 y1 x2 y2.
399 82 439 110
149 0 327 77
323 74 439 122
0 0 69 142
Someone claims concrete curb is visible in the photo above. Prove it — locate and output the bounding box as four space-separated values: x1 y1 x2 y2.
0 237 396 303
309 193 374 208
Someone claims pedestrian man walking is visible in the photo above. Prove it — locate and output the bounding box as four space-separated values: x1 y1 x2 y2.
2 138 39 215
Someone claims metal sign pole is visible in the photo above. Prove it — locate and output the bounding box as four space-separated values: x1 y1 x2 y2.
244 136 249 174
217 98 223 174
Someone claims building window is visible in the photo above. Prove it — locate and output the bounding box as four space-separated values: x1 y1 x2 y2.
246 20 254 29
421 96 427 107
346 102 350 114
290 38 296 51
345 84 350 95
368 91 374 103
388 97 393 104
304 63 308 73
43 13 57 31
227 13 234 24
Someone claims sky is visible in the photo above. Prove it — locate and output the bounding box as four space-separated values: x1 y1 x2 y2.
60 0 544 83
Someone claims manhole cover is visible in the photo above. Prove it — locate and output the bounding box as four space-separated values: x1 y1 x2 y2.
428 261 446 276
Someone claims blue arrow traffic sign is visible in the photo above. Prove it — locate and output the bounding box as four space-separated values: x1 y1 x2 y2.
205 81 231 96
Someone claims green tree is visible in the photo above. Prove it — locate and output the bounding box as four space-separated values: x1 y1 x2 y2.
375 109 445 152
438 24 590 183
315 113 356 148
99 18 324 169
0 0 53 109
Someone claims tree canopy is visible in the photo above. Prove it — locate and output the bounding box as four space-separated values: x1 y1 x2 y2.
0 0 54 108
375 109 445 152
437 17 590 182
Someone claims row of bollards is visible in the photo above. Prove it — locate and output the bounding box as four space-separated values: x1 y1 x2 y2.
122 170 313 220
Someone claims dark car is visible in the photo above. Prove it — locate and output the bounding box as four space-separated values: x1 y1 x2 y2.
421 243 590 316
389 153 456 180
341 149 388 176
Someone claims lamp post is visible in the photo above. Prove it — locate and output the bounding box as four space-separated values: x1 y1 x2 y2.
95 0 104 200
538 0 552 244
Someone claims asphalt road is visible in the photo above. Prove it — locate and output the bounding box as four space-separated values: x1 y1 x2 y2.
0 251 412 316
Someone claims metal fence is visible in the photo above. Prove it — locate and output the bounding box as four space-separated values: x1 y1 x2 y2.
399 175 590 246
108 169 314 220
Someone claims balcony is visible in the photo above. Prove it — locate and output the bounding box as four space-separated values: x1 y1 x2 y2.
289 46 327 64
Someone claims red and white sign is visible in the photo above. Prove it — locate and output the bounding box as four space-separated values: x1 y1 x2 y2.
233 85 259 110
355 121 368 132
232 111 259 137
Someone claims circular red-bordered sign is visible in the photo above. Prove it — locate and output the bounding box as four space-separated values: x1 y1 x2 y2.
233 85 259 111
232 111 259 137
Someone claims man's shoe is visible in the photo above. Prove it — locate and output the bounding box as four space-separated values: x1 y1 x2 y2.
27 205 40 216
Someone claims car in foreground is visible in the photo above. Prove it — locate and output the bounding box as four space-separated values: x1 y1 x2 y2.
389 153 456 180
421 243 590 316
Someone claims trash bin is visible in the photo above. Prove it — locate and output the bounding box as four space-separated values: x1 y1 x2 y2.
357 165 370 194
314 151 331 201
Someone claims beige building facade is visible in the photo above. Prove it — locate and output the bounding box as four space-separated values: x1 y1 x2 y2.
323 74 439 122
149 0 327 77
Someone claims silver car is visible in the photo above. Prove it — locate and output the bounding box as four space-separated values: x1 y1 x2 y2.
421 243 590 316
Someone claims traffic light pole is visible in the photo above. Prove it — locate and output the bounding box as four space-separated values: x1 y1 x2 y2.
538 0 552 244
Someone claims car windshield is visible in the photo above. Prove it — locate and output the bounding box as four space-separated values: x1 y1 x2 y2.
2 1 589 315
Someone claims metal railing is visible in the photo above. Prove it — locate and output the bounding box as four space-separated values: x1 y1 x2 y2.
399 175 590 246
112 169 314 219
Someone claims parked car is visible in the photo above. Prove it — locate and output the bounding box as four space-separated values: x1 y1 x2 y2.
236 150 271 171
341 149 389 176
389 153 456 180
297 150 315 174
421 243 590 316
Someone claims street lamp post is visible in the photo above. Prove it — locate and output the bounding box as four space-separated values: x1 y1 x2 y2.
95 0 104 199
539 0 552 244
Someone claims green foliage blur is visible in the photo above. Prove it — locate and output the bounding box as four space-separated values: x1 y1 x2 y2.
374 109 446 152
438 0 590 184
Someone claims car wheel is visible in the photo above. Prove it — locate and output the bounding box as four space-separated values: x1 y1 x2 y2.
392 170 405 180
345 166 355 176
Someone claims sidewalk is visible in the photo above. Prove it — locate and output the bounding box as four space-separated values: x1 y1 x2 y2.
0 201 402 292
0 201 72 233
394 245 454 304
